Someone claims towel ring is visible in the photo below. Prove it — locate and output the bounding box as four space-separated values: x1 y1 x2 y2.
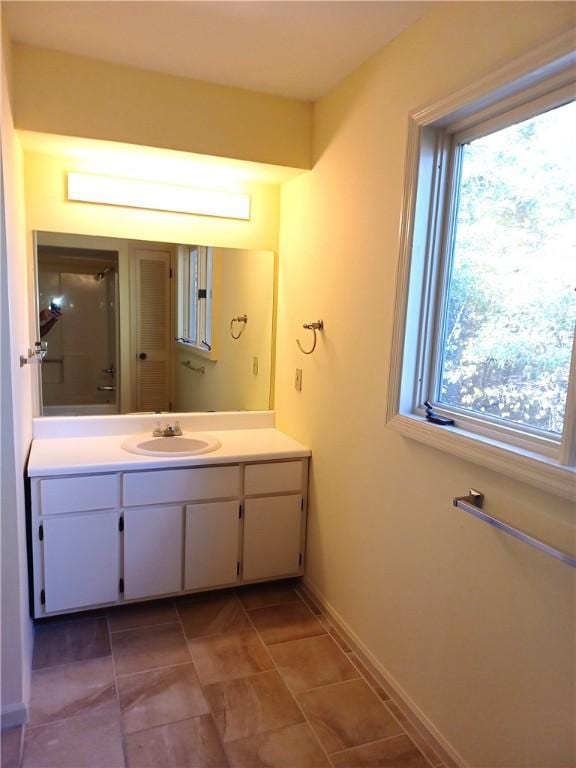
297 320 324 355
230 314 248 339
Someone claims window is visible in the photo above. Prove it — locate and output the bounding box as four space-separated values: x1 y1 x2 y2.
177 245 213 352
388 33 576 499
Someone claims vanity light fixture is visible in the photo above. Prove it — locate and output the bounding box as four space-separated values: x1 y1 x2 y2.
67 172 251 220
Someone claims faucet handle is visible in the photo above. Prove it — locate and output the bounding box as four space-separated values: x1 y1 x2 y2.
153 421 163 437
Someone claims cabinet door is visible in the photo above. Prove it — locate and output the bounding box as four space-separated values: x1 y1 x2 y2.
43 513 119 613
185 501 239 590
243 496 303 581
124 506 183 600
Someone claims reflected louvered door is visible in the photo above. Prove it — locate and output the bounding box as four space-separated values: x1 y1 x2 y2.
133 247 172 412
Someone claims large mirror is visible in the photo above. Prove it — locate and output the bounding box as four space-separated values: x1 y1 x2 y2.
35 232 275 416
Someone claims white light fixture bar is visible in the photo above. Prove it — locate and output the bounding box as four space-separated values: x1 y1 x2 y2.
67 172 251 220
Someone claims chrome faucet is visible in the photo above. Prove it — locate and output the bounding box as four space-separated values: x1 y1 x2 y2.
153 421 183 437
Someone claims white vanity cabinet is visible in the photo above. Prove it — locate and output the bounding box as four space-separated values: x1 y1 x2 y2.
184 501 240 590
123 505 183 600
243 496 304 581
242 460 307 581
42 512 120 613
29 457 308 618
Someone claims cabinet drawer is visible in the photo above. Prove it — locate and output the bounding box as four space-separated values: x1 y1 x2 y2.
244 461 304 496
40 474 120 515
123 466 240 507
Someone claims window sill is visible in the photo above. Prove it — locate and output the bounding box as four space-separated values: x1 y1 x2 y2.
175 341 217 361
388 413 575 501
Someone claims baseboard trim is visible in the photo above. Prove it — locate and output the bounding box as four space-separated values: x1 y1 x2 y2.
299 578 467 768
1 702 27 729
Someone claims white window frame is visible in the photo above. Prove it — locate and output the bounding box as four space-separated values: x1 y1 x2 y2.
176 245 214 354
387 32 576 500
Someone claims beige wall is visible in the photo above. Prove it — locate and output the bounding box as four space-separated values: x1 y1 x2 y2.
0 15 34 725
13 44 312 169
174 248 274 412
275 3 575 767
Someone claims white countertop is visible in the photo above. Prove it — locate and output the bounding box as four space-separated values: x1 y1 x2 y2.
28 428 311 477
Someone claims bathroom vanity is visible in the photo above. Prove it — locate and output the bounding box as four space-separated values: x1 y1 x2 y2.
27 412 310 619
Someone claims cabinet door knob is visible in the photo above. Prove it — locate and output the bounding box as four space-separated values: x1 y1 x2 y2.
138 352 147 360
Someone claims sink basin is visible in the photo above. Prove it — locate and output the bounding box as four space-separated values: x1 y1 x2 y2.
121 433 221 457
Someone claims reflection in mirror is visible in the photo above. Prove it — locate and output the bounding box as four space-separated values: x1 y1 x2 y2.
35 233 275 416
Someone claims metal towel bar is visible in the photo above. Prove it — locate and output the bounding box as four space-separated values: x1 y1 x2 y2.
181 360 205 374
453 490 576 568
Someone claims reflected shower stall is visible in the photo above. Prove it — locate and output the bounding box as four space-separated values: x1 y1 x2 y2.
37 245 120 415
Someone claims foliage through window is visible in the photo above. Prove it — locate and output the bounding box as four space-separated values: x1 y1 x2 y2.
437 100 575 437
388 38 576 497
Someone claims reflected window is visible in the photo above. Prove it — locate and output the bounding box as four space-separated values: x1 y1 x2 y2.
178 245 213 351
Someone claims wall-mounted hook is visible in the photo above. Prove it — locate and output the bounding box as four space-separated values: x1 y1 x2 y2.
20 341 48 368
230 314 248 339
297 320 324 355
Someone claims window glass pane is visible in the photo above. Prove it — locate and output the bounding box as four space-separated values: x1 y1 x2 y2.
439 100 576 435
188 249 198 342
204 249 213 348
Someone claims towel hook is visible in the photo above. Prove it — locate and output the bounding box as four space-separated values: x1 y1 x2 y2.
230 314 248 340
297 320 324 355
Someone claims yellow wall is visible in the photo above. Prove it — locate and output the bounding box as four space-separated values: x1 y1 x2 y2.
175 248 274 412
23 150 280 253
23 150 281 415
13 44 312 169
275 3 575 767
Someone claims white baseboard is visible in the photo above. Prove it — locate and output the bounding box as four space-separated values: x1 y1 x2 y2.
1 702 27 729
301 578 467 768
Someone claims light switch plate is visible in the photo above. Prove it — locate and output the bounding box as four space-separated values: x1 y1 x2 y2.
295 368 303 392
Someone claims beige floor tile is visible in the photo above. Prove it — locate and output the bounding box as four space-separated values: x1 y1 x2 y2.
330 629 352 654
298 679 403 754
189 629 274 686
348 655 391 701
248 602 326 645
331 734 431 768
118 662 209 734
22 710 124 768
124 714 228 767
317 616 352 653
385 700 444 766
238 581 301 611
296 588 323 616
269 635 360 694
112 623 190 676
32 618 110 670
224 722 331 768
204 670 303 742
177 595 250 639
29 657 117 725
108 600 178 632
1 726 23 768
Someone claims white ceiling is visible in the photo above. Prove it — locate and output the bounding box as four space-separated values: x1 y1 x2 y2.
4 1 430 101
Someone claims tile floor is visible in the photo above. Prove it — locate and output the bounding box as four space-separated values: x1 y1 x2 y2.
2 581 449 768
